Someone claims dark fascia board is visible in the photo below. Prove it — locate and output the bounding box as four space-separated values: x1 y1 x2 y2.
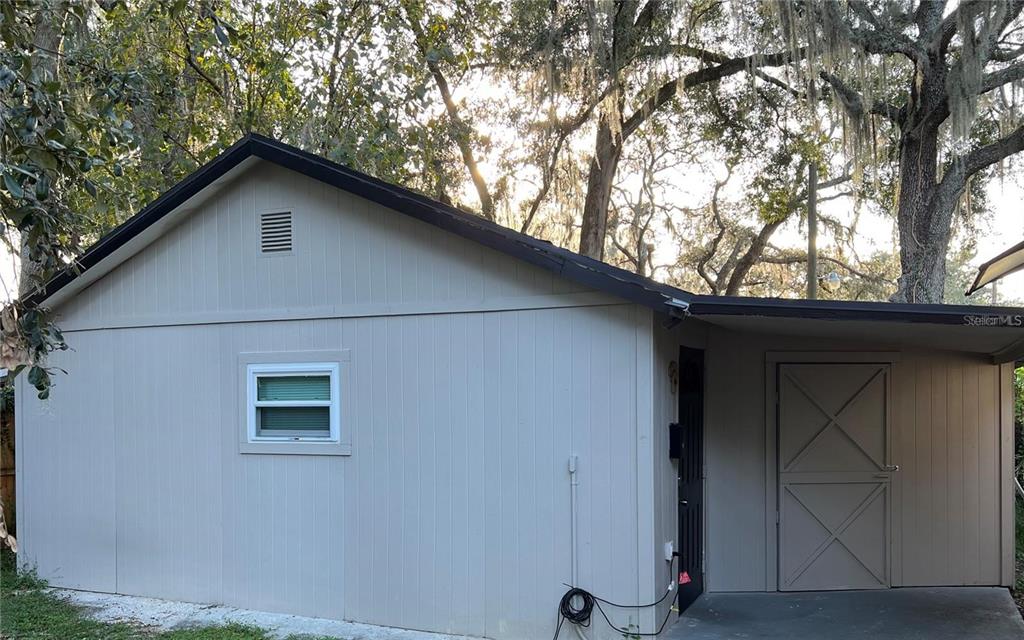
27 133 1024 334
687 294 1024 327
966 238 1024 296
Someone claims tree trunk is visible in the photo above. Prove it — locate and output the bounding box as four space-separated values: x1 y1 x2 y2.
892 185 958 303
19 2 69 298
579 107 622 260
724 220 784 295
892 65 951 304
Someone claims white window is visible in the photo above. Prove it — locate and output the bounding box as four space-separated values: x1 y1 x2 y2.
246 363 340 443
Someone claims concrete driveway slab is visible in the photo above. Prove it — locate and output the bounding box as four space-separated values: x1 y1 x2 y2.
670 588 1024 639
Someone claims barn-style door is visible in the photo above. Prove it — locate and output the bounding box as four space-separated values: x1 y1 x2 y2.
777 363 893 591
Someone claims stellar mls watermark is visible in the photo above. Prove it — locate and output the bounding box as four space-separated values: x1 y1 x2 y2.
963 314 1023 327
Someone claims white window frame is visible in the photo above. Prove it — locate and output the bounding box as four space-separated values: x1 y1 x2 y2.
238 350 351 456
246 362 340 443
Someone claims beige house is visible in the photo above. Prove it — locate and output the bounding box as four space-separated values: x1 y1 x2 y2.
16 135 1023 639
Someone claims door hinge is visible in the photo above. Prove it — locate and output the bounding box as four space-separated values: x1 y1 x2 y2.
776 510 780 525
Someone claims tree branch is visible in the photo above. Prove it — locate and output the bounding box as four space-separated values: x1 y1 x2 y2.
667 44 808 98
406 10 494 220
848 1 884 30
696 174 730 293
519 129 568 234
814 2 924 62
820 71 904 124
723 219 784 295
980 61 1024 93
980 1 1024 64
932 0 975 53
936 122 1024 208
992 42 1024 61
962 122 1024 177
760 252 891 284
621 47 806 140
174 18 224 97
916 0 948 44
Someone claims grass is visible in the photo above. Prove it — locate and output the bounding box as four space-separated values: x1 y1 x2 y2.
0 549 332 640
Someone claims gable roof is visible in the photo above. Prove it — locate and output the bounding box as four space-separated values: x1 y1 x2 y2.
30 134 684 313
29 134 1024 360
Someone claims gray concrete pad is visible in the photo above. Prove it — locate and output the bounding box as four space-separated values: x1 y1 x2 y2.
670 588 1024 639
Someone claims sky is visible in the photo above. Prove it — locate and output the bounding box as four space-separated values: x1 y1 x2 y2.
964 181 1024 301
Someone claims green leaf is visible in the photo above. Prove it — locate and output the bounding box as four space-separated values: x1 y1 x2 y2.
3 173 23 199
214 23 230 46
28 148 57 171
27 365 44 387
34 173 51 200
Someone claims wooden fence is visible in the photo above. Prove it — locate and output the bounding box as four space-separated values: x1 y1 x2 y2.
0 400 13 530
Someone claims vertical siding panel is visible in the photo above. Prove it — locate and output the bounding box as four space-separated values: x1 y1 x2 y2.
447 313 468 632
1000 363 1015 586
420 315 440 631
114 330 128 592
963 363 981 584
946 363 965 581
551 307 574 603
466 312 487 637
346 318 366 620
434 314 454 631
978 364 1001 582
499 310 519 629
913 360 932 583
570 307 593 595
931 362 948 585
481 312 501 637
370 316 392 619
516 309 539 634
534 308 558 630
383 315 402 622
893 358 913 586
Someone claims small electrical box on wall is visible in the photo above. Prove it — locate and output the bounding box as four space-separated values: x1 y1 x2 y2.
669 422 683 459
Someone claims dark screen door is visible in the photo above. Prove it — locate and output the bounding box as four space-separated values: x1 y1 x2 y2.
677 346 704 613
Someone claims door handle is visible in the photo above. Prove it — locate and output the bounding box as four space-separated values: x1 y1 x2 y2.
883 464 900 472
679 499 689 507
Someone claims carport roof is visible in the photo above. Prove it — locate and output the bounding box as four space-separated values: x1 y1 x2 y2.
29 134 1024 363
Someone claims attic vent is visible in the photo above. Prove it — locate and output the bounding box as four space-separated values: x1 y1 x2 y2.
260 211 292 253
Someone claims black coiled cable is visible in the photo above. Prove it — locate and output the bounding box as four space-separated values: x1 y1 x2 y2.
552 558 681 639
556 588 595 636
